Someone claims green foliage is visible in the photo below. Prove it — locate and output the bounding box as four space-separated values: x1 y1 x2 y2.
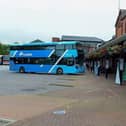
0 43 10 55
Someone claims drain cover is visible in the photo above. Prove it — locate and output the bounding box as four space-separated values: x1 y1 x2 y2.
0 118 16 126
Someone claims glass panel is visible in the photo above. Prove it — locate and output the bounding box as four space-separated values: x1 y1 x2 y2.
46 46 55 50
11 57 56 65
65 44 73 49
58 58 67 65
66 58 74 66
56 44 64 50
56 50 64 57
72 44 76 49
10 45 56 50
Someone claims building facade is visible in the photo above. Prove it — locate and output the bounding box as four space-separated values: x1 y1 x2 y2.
115 9 126 38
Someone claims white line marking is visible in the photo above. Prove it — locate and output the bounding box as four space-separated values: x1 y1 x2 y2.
48 49 55 57
11 50 18 57
48 50 68 73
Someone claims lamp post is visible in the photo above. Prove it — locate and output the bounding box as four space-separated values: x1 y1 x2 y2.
118 0 120 11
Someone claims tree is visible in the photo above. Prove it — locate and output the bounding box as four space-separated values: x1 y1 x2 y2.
0 43 9 55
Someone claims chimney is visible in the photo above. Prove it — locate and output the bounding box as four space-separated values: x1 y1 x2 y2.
52 37 60 42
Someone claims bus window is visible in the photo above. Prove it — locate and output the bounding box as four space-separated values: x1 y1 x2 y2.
65 44 73 49
58 58 67 65
56 50 64 57
66 58 74 66
56 44 64 50
46 46 55 50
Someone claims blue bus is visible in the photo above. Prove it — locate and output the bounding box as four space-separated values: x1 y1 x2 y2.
9 41 85 74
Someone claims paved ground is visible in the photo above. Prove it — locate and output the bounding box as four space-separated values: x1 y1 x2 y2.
0 65 126 126
0 95 75 120
0 65 77 95
5 71 126 126
0 65 80 121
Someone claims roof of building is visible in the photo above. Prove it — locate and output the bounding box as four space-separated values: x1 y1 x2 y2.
115 9 126 26
62 35 104 43
98 33 126 49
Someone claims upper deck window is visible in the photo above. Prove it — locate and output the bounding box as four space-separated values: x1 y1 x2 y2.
10 45 55 50
56 44 65 50
65 44 73 49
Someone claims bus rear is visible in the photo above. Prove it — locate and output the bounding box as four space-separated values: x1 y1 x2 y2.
0 55 9 65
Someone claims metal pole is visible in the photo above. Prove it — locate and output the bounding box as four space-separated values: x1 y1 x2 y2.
118 0 120 11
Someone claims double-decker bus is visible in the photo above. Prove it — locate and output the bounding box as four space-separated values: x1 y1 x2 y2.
0 55 9 65
9 41 85 74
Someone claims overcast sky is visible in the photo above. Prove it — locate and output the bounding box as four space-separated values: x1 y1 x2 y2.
0 0 126 43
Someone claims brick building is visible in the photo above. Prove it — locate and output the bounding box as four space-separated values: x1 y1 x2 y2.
52 37 60 42
115 9 126 38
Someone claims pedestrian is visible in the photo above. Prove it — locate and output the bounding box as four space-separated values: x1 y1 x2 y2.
94 61 98 75
97 60 101 76
119 58 124 85
83 62 86 72
91 61 94 72
86 62 89 71
105 59 109 79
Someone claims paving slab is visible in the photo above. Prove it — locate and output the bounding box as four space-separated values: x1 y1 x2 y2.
8 72 126 126
0 95 75 120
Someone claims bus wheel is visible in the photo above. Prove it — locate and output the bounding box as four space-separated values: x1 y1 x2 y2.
56 68 63 75
19 67 25 73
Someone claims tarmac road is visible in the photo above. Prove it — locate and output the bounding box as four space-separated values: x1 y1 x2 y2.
0 65 77 95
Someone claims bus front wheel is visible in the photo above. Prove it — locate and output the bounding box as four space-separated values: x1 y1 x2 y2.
56 68 63 75
19 67 25 73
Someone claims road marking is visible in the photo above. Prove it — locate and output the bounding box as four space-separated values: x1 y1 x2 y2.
0 118 16 126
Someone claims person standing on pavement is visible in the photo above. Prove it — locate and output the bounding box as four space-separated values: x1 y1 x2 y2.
90 61 93 72
105 59 109 79
97 60 101 76
119 58 124 85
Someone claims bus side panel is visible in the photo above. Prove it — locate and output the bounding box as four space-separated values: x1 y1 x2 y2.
10 61 53 73
50 65 84 74
64 50 77 58
10 50 53 58
25 65 52 73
